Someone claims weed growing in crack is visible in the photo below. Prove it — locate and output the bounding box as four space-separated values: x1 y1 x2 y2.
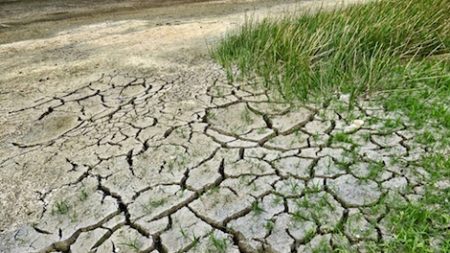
366 161 384 180
165 153 189 172
383 118 402 130
342 148 360 163
311 133 321 142
403 184 416 196
264 219 275 233
209 234 228 253
333 132 353 144
323 157 335 174
333 217 346 235
335 102 348 115
361 132 372 142
293 129 302 137
304 183 322 194
250 180 259 192
142 198 166 213
178 153 189 167
79 189 89 202
69 211 78 223
296 193 338 224
295 195 311 209
346 112 358 122
206 110 217 121
271 195 283 206
208 186 220 195
318 195 335 211
119 237 142 252
288 180 302 195
51 199 78 222
251 201 265 216
214 86 225 97
335 161 351 173
367 117 382 127
292 210 308 223
176 127 188 139
190 236 200 250
311 239 333 253
331 234 353 252
52 200 70 215
346 212 368 236
304 228 317 241
167 160 175 171
180 226 189 239
256 127 267 134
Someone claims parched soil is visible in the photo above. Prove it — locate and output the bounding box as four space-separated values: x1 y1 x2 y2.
1 0 435 252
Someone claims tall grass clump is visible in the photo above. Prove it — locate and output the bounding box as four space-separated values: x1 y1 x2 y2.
213 0 450 100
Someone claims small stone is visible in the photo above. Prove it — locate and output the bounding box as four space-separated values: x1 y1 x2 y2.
344 119 364 133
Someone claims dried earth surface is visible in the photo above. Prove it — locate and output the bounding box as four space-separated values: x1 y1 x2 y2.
1 0 442 252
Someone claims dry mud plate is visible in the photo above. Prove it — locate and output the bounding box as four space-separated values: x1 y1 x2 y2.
0 0 443 252
0 65 435 252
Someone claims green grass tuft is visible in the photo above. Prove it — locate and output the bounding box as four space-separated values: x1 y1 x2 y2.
214 0 450 128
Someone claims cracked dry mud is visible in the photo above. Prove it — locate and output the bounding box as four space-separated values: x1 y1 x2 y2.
0 1 437 252
0 64 434 252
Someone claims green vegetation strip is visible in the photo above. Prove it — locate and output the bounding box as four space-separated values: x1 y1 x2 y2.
214 0 450 252
214 0 449 126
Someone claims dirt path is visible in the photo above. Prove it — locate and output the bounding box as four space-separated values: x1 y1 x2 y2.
2 1 432 252
0 0 301 44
